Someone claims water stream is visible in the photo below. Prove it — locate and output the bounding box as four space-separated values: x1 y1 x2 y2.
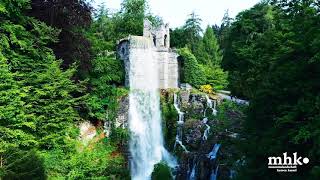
173 93 189 152
204 95 217 116
217 93 249 105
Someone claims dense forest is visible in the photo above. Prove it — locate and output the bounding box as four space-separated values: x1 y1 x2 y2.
0 0 319 179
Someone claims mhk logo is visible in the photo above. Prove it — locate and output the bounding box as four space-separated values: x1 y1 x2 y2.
268 152 309 165
268 152 309 172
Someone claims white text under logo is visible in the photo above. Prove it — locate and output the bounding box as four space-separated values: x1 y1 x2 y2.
268 152 309 172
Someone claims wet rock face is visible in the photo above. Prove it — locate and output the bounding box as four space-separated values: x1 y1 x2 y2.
176 153 217 180
182 94 206 115
115 96 129 129
180 90 190 107
185 121 202 145
173 90 246 180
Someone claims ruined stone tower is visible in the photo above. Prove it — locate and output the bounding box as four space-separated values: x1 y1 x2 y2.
117 19 179 89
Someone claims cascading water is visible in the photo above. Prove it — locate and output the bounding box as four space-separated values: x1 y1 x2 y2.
202 95 217 141
210 165 219 180
128 36 176 180
205 95 217 116
189 163 196 180
217 93 249 105
173 93 189 152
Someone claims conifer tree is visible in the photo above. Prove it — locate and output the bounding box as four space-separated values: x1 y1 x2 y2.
202 26 223 67
0 0 80 150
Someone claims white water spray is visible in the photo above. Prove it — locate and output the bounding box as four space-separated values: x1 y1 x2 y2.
128 36 176 180
173 94 189 152
205 95 217 116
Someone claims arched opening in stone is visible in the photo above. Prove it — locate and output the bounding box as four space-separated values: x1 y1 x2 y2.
164 34 167 47
153 35 156 46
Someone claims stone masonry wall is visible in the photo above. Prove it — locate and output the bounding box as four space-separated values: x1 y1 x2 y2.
117 19 179 89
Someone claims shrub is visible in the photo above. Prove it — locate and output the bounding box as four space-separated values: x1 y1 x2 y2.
178 48 206 87
200 84 213 94
201 65 228 90
151 162 173 180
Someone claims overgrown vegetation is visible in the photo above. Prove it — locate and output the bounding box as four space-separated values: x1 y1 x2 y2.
160 91 178 151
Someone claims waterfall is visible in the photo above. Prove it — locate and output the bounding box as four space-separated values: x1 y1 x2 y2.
203 123 211 141
210 165 219 180
173 94 184 124
189 163 196 180
202 95 217 141
173 94 189 152
205 95 217 116
208 144 221 160
128 36 175 180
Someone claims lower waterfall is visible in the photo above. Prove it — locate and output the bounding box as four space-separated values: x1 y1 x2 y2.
128 36 176 180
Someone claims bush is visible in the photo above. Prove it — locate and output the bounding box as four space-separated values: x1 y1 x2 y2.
42 141 129 179
200 84 213 94
178 48 206 87
160 93 178 151
151 162 173 180
201 65 228 90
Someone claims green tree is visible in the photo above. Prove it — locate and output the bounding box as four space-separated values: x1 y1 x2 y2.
1 148 45 180
0 0 80 150
85 5 127 123
183 12 202 52
196 26 223 67
223 1 320 179
30 0 93 80
222 3 275 98
201 65 228 90
115 0 147 38
178 48 206 87
170 27 187 48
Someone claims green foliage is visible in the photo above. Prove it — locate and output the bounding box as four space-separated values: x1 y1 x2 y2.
92 0 161 43
110 127 130 145
146 15 163 28
86 86 127 122
160 93 178 150
0 148 46 180
222 1 320 179
0 0 80 152
85 52 126 122
0 57 37 151
183 12 202 52
42 141 129 179
151 162 173 180
201 64 228 90
199 26 223 67
172 14 228 91
178 48 206 87
117 0 146 36
29 0 93 80
170 12 202 52
170 27 187 48
86 5 128 123
178 48 228 90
